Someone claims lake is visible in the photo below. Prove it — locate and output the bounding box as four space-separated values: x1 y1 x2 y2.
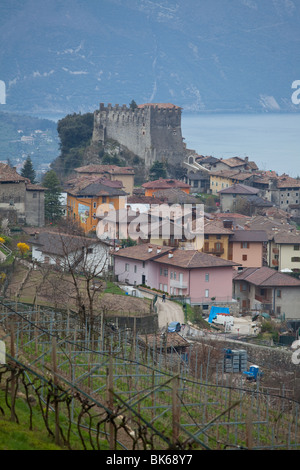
181 113 300 177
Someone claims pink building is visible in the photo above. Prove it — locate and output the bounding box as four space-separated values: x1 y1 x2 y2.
114 244 239 305
229 230 268 268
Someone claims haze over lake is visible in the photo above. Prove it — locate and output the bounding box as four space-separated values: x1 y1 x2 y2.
181 113 300 178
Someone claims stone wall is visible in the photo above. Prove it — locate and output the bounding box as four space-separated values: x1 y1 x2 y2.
92 103 185 168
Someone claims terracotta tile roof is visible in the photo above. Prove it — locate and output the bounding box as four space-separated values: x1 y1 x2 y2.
113 244 174 261
153 188 198 204
276 174 300 189
65 174 127 197
153 249 240 269
74 164 134 175
142 179 190 190
203 220 233 235
220 157 247 167
234 266 300 287
218 183 259 195
274 232 300 244
0 163 29 183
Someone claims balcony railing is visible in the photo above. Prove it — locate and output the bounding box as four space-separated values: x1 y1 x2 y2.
255 294 272 304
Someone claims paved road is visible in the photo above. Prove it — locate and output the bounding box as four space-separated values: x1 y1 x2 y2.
156 298 185 330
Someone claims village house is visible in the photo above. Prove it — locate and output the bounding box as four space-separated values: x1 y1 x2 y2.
209 156 258 173
270 231 300 273
210 170 253 196
228 229 268 268
73 164 135 195
201 220 233 260
64 174 128 233
113 243 239 306
233 266 300 320
0 163 45 227
218 183 272 213
28 230 111 274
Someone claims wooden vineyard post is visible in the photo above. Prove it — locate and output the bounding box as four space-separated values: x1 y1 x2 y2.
52 336 60 446
107 352 115 450
172 375 180 445
10 320 16 423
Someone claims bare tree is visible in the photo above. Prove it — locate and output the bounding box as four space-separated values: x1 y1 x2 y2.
33 225 111 329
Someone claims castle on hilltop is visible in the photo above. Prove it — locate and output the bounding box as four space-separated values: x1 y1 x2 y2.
92 102 186 168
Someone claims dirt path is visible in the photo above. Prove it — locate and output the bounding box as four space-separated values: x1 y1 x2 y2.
156 298 184 330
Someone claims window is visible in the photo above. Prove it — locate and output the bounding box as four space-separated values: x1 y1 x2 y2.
291 257 300 262
93 202 97 209
125 263 129 272
242 254 247 261
32 192 37 198
134 265 137 273
174 272 177 280
276 306 281 314
205 289 209 298
160 267 163 275
87 248 93 254
102 196 107 203
205 273 209 282
170 271 173 279
241 242 249 249
164 269 168 277
276 289 281 298
142 261 145 268
294 245 300 251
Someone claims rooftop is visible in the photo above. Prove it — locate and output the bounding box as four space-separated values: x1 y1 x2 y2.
28 231 100 256
233 266 300 287
230 229 268 243
142 179 190 190
153 249 239 269
74 164 135 175
218 183 259 195
0 163 29 183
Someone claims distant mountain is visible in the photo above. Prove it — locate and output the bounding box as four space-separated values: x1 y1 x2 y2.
1 0 300 118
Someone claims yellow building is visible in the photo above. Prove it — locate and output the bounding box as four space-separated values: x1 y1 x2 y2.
210 170 252 196
66 176 128 233
201 221 233 259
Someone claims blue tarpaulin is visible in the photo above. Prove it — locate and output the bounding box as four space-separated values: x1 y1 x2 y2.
208 306 230 323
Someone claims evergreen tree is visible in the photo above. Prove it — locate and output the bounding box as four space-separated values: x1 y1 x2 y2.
129 99 138 110
42 170 64 223
21 156 36 183
149 161 167 181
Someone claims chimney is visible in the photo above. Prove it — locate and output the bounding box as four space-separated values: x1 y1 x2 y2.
168 251 173 258
148 245 153 253
157 247 161 253
115 246 120 251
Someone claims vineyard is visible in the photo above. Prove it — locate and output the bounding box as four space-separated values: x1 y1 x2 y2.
0 299 300 451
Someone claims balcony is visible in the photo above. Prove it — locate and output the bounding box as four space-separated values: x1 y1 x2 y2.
255 294 272 304
203 247 224 255
170 279 188 290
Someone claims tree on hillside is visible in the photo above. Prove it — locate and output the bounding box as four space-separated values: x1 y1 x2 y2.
42 170 64 223
149 161 167 181
21 156 36 183
54 112 94 176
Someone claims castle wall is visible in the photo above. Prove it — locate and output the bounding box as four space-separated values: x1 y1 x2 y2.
92 103 185 167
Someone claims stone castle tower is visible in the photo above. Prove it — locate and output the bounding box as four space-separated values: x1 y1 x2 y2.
92 102 186 168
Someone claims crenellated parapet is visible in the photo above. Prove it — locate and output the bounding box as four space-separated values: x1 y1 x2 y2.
92 102 185 167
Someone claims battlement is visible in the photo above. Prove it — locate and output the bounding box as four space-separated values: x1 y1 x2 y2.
92 102 185 168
